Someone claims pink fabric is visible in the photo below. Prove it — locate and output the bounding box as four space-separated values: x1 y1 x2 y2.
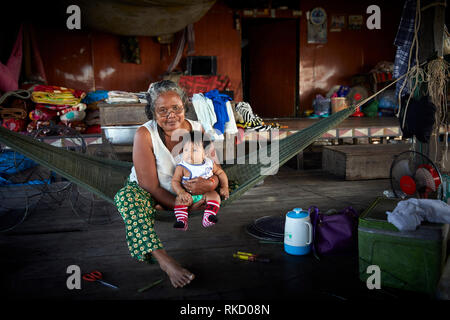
0 26 23 92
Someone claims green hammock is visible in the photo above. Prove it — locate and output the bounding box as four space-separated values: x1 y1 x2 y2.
2 65 412 219
0 104 358 215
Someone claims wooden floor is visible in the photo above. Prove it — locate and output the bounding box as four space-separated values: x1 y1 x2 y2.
0 166 430 301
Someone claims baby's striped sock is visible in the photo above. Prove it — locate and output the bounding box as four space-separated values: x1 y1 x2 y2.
202 200 220 227
174 205 189 230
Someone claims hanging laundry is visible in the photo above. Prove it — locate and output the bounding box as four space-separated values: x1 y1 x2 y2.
393 0 416 97
204 89 230 134
192 93 217 135
224 101 238 135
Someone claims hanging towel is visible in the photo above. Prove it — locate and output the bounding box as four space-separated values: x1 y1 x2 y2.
224 101 238 135
393 0 417 97
204 89 231 134
192 93 217 134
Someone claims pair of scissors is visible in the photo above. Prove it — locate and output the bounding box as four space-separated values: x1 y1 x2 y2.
82 271 119 290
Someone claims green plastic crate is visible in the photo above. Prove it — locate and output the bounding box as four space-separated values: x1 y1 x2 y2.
358 197 449 295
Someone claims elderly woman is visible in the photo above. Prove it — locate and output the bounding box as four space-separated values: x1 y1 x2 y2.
114 80 220 288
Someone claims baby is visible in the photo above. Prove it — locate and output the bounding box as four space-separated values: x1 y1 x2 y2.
171 131 229 230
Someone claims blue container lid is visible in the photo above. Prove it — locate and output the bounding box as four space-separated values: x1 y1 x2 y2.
287 208 309 219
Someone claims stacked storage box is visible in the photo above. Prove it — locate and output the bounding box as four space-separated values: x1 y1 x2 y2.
359 197 449 296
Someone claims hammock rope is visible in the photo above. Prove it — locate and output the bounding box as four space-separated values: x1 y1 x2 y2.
0 67 420 219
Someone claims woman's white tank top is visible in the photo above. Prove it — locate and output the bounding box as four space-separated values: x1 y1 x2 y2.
129 119 203 195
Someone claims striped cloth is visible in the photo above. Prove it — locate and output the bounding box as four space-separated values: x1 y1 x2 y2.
393 0 417 96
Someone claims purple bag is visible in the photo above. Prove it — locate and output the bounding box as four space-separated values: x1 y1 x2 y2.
309 206 359 256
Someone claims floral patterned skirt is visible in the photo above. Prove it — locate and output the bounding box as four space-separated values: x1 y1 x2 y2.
114 179 164 263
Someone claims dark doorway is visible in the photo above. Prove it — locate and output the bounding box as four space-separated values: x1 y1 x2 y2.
241 18 299 118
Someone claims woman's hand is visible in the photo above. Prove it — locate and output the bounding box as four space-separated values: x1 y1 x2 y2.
183 176 218 195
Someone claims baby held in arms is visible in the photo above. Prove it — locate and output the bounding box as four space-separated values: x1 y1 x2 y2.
171 131 229 230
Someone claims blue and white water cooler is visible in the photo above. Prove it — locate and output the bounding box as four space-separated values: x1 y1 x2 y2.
284 208 313 255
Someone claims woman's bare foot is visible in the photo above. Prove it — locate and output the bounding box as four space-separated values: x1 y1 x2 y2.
152 249 195 288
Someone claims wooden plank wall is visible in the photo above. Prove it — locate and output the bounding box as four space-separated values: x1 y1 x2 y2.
31 1 243 100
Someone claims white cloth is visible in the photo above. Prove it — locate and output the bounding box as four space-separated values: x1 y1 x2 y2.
178 158 214 181
224 101 238 135
129 119 203 195
106 91 139 104
386 199 450 231
192 93 217 134
191 93 224 140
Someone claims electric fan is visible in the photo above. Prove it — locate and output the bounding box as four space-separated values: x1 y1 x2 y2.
390 150 444 200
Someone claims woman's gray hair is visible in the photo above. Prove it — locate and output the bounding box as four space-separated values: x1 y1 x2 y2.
145 80 189 119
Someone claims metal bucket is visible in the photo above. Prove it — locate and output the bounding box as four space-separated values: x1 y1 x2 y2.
102 125 139 145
